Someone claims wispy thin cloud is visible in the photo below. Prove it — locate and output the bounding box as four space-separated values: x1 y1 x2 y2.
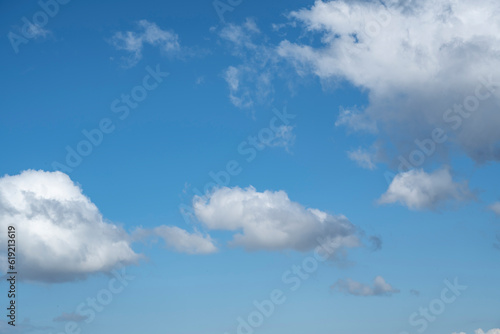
110 20 181 67
331 276 400 297
53 312 89 323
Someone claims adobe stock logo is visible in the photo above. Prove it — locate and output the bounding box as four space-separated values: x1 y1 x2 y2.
223 238 338 334
52 65 168 173
51 268 135 334
400 278 467 334
7 0 72 54
213 0 242 23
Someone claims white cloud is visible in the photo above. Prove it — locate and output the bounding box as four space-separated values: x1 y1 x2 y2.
25 23 50 39
193 186 360 253
219 18 261 52
224 66 240 92
331 276 400 296
223 66 254 108
453 329 500 334
153 226 217 254
111 20 180 67
489 202 500 216
478 330 500 334
335 107 377 134
277 0 500 163
218 20 277 108
378 167 474 210
0 170 140 283
266 125 296 152
348 148 377 170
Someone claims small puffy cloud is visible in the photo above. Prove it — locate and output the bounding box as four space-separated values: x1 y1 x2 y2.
53 312 88 323
0 170 141 283
153 226 217 255
331 276 400 296
475 330 500 334
489 202 500 216
378 167 474 210
453 329 500 334
193 186 360 253
348 148 377 170
110 20 180 67
278 0 500 163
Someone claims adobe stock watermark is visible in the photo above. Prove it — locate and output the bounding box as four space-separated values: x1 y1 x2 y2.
213 0 243 23
50 268 134 334
384 74 499 184
223 238 339 334
399 278 467 334
51 64 168 173
7 0 72 54
179 106 296 224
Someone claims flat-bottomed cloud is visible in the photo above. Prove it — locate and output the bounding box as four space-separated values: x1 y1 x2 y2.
193 186 361 254
331 276 400 296
378 167 474 210
0 170 141 283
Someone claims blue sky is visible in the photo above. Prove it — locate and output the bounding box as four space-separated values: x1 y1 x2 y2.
1 0 500 334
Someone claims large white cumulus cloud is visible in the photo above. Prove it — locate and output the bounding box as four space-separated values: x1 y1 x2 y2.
193 186 360 253
278 0 500 163
0 170 141 283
